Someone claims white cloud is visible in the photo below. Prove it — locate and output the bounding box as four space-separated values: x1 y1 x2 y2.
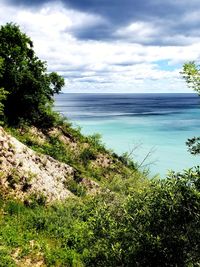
115 21 157 44
0 1 199 93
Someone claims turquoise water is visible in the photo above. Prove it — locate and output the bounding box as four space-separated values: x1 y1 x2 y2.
54 93 200 177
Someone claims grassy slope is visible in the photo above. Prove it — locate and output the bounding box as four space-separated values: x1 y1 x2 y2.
0 122 150 266
1 122 199 266
6 121 149 196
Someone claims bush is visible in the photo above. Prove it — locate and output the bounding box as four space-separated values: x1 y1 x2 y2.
80 148 97 166
0 170 199 266
123 170 200 266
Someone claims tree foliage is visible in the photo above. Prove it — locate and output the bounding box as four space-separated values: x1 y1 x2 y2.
182 62 200 155
181 62 200 95
186 137 200 155
0 57 8 124
0 22 64 127
0 87 8 123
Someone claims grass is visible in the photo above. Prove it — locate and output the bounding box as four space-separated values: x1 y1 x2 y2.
6 123 146 195
0 123 200 266
0 123 151 266
1 169 199 267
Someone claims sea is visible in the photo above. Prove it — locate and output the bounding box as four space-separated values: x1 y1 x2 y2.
54 93 200 178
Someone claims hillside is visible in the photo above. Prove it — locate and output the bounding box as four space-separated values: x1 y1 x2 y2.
0 123 149 267
0 124 199 267
0 23 199 267
1 123 145 202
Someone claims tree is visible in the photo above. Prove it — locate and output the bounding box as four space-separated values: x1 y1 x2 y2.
0 87 8 123
181 62 200 155
186 137 200 155
0 22 64 127
0 57 8 124
182 62 200 95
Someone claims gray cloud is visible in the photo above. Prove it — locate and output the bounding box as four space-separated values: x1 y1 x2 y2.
5 0 200 45
7 0 199 23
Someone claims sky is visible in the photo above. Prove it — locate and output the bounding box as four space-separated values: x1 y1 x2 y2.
1 0 200 93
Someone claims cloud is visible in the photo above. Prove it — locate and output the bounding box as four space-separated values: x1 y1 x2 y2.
5 0 200 45
0 0 200 93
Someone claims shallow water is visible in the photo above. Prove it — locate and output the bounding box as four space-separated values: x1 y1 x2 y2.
54 93 200 177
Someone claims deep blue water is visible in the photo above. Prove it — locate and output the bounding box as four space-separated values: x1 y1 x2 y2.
54 93 200 177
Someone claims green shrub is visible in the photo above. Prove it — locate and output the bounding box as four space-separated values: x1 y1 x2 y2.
87 133 105 152
67 180 87 197
79 148 97 166
1 169 199 267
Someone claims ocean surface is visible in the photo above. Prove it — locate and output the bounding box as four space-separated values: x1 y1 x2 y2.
54 93 200 177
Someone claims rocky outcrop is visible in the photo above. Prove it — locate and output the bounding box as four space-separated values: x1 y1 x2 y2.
0 127 74 202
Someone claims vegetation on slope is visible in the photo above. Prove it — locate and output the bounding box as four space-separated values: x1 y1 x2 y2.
0 23 200 266
6 122 147 196
0 168 199 266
